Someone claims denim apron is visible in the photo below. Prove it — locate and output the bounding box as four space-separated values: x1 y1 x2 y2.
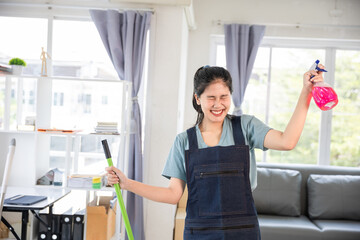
184 116 261 240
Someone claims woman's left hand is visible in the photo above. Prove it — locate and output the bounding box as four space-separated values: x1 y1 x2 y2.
303 64 325 93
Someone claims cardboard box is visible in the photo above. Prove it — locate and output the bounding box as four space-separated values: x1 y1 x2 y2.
178 186 188 209
174 208 186 240
174 187 188 240
0 221 9 238
86 196 116 240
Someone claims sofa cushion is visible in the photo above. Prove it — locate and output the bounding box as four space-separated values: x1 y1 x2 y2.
312 220 360 240
307 174 360 220
258 215 321 240
253 168 301 216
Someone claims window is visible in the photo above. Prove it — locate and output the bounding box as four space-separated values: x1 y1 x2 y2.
0 16 47 76
0 15 122 130
211 37 360 167
0 13 145 172
0 7 147 234
52 19 118 79
51 79 124 130
0 16 118 79
49 135 120 174
53 92 64 106
29 90 35 105
102 96 108 105
331 50 360 167
266 48 324 164
77 93 92 114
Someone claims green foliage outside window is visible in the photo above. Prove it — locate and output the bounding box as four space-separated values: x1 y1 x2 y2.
266 66 320 165
331 50 360 167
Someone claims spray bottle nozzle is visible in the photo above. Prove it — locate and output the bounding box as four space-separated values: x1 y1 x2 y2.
313 59 327 72
309 60 327 79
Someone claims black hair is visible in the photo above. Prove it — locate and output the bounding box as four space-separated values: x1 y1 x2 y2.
192 66 233 126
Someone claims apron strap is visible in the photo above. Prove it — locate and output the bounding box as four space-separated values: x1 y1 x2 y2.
187 127 198 151
231 116 246 146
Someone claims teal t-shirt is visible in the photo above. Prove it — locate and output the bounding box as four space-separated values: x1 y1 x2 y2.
162 114 272 191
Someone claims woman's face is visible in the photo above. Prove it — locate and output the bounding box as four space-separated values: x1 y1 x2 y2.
195 79 231 125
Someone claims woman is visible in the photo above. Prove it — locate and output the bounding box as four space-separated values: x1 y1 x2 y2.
106 65 324 239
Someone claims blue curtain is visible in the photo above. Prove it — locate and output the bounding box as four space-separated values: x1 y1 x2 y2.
224 24 266 115
90 9 151 240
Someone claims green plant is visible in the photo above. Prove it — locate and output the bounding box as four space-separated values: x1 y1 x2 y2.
9 58 26 67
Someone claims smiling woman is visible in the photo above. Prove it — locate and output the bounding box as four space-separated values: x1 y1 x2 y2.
192 66 233 126
104 62 322 239
192 67 233 146
196 87 231 146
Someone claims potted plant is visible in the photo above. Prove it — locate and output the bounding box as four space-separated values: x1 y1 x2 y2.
9 58 26 75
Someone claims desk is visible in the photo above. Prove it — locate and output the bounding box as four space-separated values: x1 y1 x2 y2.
1 186 71 240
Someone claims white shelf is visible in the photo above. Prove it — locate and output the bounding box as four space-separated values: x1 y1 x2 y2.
34 184 116 192
0 130 122 136
0 130 36 134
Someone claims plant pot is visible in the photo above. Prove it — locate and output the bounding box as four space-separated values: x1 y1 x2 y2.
11 65 24 75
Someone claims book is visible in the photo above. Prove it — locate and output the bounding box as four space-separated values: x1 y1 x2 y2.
97 122 118 126
4 195 47 205
94 122 118 134
95 125 119 130
67 172 106 188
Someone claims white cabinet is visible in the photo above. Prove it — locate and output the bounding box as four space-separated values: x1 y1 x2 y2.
0 74 132 239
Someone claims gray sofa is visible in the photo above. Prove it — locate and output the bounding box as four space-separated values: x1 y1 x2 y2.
254 163 360 240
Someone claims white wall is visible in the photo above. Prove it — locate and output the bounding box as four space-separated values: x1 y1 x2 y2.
143 5 189 240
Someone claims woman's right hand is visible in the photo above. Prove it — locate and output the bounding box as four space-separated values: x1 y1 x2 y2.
105 166 129 190
303 64 325 93
106 167 186 204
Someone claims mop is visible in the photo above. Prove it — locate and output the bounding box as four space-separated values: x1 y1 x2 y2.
101 139 134 240
0 139 19 240
0 139 16 218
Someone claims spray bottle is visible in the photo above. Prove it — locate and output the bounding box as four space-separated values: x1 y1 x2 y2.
309 60 338 111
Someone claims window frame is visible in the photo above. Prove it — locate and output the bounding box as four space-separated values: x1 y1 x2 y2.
210 35 360 165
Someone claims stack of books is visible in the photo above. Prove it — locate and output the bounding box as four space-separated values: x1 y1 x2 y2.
94 122 119 134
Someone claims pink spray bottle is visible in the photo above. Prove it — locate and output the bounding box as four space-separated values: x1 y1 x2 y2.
309 60 338 111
